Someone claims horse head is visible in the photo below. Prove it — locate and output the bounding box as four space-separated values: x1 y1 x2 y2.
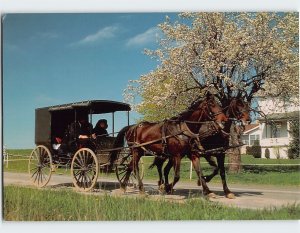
227 98 251 126
204 92 229 129
186 92 228 130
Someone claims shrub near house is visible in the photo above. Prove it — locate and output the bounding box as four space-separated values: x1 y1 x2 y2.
246 140 262 158
288 120 299 159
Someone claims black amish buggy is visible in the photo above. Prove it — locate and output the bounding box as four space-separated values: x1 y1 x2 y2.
29 100 144 191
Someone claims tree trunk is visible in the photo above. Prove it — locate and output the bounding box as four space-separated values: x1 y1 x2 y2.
228 124 242 173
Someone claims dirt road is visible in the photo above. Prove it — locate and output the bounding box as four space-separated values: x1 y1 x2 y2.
3 172 300 209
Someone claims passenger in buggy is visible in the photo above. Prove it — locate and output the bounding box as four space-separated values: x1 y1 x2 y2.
69 113 95 151
92 119 109 139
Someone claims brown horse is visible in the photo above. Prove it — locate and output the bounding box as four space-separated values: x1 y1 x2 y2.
151 97 251 198
109 92 228 193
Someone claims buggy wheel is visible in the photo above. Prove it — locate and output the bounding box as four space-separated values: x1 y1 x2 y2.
28 145 53 188
115 153 144 188
71 148 99 192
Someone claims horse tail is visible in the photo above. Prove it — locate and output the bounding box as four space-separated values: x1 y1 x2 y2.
109 125 132 164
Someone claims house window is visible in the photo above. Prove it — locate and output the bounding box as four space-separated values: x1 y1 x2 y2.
270 121 286 138
271 124 279 138
250 134 259 145
241 135 249 145
242 139 249 146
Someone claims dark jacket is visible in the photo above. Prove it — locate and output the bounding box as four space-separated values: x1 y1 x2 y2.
69 121 93 139
92 127 108 137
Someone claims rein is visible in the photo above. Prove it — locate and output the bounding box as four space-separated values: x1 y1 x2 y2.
168 119 214 124
196 143 244 155
99 130 185 153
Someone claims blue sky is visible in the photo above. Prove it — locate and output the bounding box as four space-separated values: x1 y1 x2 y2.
3 13 178 148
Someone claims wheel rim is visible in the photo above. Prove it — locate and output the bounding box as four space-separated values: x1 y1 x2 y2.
28 145 53 187
71 148 99 192
116 154 144 188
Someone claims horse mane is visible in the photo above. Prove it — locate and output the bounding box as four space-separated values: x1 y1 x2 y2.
170 96 204 121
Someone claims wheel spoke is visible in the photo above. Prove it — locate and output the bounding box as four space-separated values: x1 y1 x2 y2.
118 169 127 176
75 171 83 183
119 171 129 183
71 148 98 191
29 146 52 187
37 171 42 185
32 170 39 182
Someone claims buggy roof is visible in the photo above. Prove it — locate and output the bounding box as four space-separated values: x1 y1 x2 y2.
39 100 131 114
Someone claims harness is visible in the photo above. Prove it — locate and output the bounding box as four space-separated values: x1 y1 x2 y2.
125 118 221 159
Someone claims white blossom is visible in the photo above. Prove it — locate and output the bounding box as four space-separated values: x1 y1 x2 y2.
124 12 299 121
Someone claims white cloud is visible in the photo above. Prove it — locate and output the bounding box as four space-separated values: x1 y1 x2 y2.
30 31 60 41
38 32 59 39
71 25 119 46
126 27 161 47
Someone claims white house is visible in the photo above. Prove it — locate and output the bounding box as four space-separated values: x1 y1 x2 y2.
241 98 299 159
241 123 260 154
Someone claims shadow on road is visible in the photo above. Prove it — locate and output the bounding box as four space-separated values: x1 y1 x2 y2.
48 180 263 200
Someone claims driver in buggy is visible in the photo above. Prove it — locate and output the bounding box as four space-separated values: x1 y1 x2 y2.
92 119 109 139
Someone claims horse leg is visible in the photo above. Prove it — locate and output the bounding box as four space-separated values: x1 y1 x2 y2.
202 155 219 183
132 149 145 194
217 153 235 199
167 155 181 194
149 156 166 190
163 159 173 194
120 154 133 192
189 154 202 186
157 158 168 193
155 157 166 186
191 154 216 197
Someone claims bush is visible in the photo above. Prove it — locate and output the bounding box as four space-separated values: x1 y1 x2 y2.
246 140 261 158
265 148 270 159
288 148 299 159
288 119 299 159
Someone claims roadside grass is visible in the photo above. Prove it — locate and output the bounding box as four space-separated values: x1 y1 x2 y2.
4 185 300 221
4 149 300 186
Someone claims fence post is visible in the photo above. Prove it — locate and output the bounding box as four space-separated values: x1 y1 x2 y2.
3 145 8 168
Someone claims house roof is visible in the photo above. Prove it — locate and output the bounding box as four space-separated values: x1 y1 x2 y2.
37 100 131 114
258 111 299 122
243 124 259 134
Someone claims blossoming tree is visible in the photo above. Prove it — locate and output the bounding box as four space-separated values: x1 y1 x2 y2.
124 12 299 171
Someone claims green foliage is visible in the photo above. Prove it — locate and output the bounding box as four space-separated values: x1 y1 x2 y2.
246 140 262 158
288 119 299 159
4 150 32 173
4 186 300 220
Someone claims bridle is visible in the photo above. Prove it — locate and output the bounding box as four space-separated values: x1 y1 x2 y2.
193 98 226 124
227 99 249 122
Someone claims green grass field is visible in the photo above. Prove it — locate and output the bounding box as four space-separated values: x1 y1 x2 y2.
3 185 300 220
4 149 300 186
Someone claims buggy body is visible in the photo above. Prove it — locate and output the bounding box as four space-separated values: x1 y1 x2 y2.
29 100 141 191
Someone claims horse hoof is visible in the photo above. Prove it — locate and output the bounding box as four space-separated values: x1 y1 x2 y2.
159 184 165 192
197 180 202 186
120 187 126 193
139 187 145 194
120 184 127 193
168 189 174 195
226 193 236 199
139 190 146 195
207 192 217 198
166 189 173 195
